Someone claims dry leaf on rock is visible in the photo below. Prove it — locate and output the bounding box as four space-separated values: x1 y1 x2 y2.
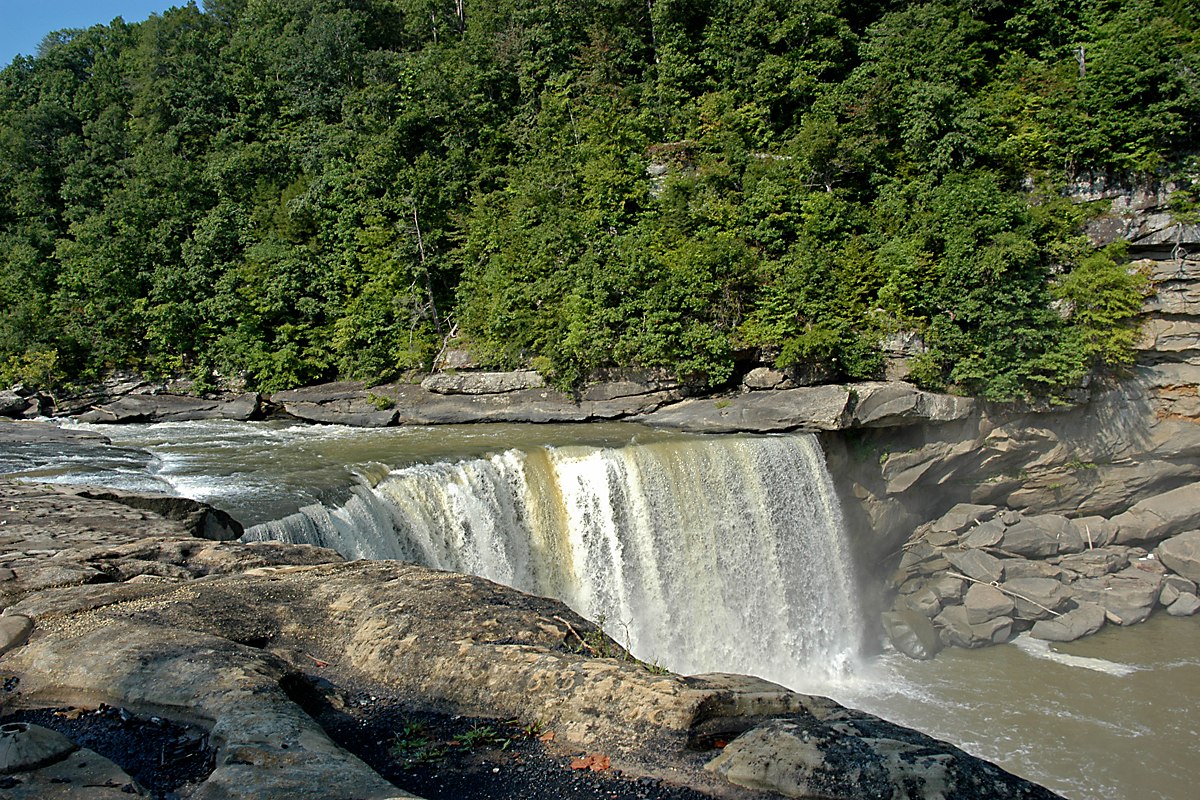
570 754 610 771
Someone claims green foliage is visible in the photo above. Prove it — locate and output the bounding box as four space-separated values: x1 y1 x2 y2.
0 0 1189 397
389 719 447 769
0 348 63 390
453 723 512 750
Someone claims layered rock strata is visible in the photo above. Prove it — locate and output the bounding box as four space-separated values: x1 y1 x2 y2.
881 497 1200 657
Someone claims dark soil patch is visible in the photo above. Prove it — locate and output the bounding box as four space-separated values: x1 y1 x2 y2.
2 704 215 799
312 687 718 800
0 676 723 800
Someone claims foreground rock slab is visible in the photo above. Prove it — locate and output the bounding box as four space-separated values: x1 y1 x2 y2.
0 483 1064 800
706 714 1058 800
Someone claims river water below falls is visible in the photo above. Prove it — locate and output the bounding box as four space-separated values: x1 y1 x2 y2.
4 418 1197 800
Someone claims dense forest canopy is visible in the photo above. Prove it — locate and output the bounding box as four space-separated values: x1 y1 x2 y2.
1 0 1196 398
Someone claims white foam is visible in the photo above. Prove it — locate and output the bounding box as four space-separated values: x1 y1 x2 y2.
1013 633 1138 676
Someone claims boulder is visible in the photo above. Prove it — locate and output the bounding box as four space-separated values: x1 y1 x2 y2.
924 528 960 547
1155 530 1200 583
1167 592 1200 616
704 714 1059 800
640 385 855 433
926 574 967 603
0 613 33 656
961 519 1006 549
434 347 479 371
0 390 30 418
1056 547 1130 578
1165 574 1198 595
964 583 1015 624
1074 516 1119 548
935 606 1013 648
421 370 545 395
1030 603 1107 642
932 503 997 534
944 549 1005 584
742 367 789 390
580 368 682 401
998 578 1072 621
881 609 941 660
280 401 399 428
1070 574 1161 625
1113 484 1200 545
904 586 943 618
397 387 590 424
1033 515 1086 555
999 558 1066 581
998 509 1023 525
850 382 975 427
898 543 945 572
997 519 1063 558
785 361 837 387
76 392 261 424
1104 604 1155 626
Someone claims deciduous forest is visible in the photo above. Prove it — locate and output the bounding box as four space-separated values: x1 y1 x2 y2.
1 0 1196 397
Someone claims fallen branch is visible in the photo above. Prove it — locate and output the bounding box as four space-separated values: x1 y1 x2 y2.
553 615 598 655
945 571 1063 618
304 653 332 668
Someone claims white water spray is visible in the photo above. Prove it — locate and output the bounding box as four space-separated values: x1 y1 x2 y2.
246 433 864 689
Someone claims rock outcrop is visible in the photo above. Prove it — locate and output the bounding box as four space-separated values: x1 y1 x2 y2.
77 392 261 424
0 482 1063 800
258 378 690 427
881 499 1200 652
638 382 974 433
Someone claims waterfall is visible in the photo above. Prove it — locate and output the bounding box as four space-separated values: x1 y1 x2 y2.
245 433 863 689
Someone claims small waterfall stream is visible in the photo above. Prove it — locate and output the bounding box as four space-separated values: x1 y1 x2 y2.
245 432 863 688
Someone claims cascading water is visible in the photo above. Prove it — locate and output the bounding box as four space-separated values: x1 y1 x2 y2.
245 432 863 689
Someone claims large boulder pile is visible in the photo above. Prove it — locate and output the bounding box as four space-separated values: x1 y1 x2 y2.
883 494 1200 657
0 481 1063 800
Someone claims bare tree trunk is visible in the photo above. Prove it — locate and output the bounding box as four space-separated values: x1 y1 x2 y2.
412 205 443 337
647 0 659 63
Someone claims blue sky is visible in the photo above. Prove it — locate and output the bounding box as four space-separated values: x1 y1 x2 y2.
1 1 182 66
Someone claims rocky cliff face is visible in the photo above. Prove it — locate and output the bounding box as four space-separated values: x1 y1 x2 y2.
824 248 1200 654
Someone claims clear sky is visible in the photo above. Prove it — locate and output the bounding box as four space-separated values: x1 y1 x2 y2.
0 1 182 67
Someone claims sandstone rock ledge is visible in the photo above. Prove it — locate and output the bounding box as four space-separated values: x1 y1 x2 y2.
56 373 977 433
0 482 1062 800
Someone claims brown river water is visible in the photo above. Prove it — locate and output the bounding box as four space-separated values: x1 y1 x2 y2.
839 613 1200 800
3 418 1196 800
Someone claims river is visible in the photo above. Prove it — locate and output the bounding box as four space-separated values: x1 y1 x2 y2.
3 418 1196 800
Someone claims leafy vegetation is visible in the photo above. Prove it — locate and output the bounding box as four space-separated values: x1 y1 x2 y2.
1 0 1194 399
